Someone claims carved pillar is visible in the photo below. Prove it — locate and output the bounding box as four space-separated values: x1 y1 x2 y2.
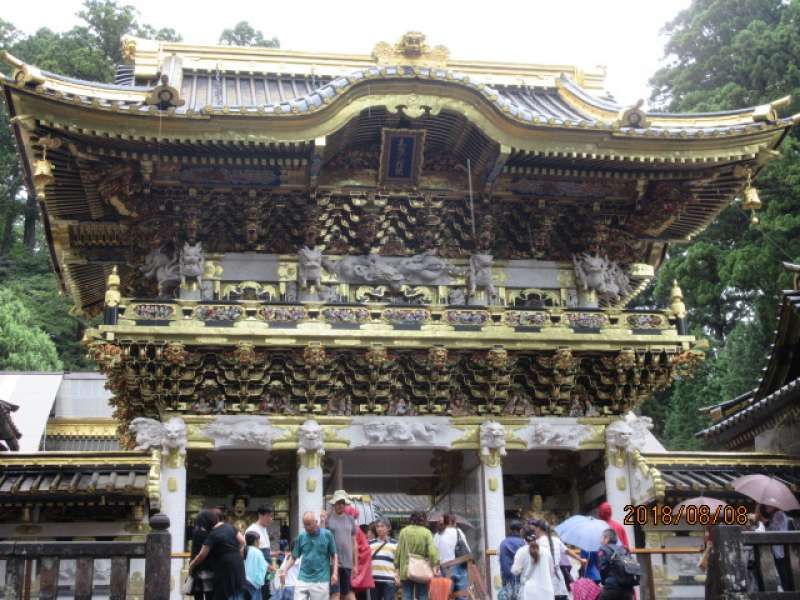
479 422 507 600
296 419 325 530
129 416 187 600
604 420 635 546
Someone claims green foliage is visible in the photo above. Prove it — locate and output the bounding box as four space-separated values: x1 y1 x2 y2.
0 1 182 371
0 286 62 371
640 0 800 449
219 21 279 48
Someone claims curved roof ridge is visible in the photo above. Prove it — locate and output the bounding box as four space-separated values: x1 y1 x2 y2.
40 68 151 92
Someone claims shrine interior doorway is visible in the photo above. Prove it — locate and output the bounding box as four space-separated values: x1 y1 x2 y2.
186 449 293 552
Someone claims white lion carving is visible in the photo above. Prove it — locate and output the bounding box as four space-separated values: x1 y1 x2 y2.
298 419 325 457
479 421 507 458
605 419 634 451
140 247 180 296
298 246 323 290
130 416 187 455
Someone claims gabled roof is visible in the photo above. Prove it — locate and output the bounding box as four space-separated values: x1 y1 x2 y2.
0 451 160 507
697 289 800 446
642 452 800 497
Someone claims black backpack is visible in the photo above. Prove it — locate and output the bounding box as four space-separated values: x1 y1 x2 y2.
606 545 641 587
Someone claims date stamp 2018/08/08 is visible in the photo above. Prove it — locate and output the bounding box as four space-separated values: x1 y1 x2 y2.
624 504 749 526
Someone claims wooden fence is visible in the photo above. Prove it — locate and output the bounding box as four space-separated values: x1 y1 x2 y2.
705 525 800 599
0 513 171 600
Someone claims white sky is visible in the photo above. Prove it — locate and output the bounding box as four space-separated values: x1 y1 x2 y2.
3 0 691 104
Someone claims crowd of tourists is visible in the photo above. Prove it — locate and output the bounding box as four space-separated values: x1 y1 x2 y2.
183 493 639 600
185 489 477 600
184 491 796 600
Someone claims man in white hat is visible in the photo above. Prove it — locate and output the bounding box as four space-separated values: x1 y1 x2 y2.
327 489 358 600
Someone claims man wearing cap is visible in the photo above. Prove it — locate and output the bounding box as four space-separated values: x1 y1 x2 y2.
327 490 359 600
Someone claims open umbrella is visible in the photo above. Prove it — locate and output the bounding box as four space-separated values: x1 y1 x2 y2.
672 497 729 524
732 474 800 512
554 515 608 552
427 512 474 529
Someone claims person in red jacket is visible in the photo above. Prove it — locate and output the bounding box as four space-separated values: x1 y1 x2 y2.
344 505 375 598
597 502 630 550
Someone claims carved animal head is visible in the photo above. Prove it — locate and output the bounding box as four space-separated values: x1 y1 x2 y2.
605 420 634 451
162 417 188 452
298 419 324 452
299 246 323 266
180 242 204 277
480 421 507 454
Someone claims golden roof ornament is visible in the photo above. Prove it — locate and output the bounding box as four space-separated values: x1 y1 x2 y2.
372 32 449 67
670 280 687 319
615 99 650 129
144 74 185 110
105 266 121 308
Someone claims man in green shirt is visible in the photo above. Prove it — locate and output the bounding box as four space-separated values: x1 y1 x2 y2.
280 512 338 600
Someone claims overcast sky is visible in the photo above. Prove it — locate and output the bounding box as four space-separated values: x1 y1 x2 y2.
3 0 692 104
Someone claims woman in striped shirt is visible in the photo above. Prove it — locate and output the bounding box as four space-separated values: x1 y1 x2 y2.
368 519 399 600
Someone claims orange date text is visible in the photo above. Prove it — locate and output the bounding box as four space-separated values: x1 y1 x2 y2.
623 504 749 526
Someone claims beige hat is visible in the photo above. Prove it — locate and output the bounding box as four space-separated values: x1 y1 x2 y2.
331 490 351 505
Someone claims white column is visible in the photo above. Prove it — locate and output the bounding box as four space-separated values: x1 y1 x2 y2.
296 419 325 530
479 421 507 600
297 455 324 530
160 448 187 600
481 456 505 599
604 422 635 545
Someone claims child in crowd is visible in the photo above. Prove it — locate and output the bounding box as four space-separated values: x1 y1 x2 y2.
244 531 268 600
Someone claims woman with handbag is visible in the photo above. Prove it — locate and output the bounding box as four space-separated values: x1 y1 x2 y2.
189 509 219 600
433 514 470 597
395 512 440 600
369 519 399 600
189 514 247 600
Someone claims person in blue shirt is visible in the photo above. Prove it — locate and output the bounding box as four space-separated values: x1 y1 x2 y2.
499 521 525 585
244 532 268 600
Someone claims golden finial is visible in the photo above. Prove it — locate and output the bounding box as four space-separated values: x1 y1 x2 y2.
670 279 686 319
105 266 121 307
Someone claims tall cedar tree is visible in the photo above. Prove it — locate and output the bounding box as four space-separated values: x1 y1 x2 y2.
637 0 800 448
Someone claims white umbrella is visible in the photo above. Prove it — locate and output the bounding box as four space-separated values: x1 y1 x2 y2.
554 515 609 552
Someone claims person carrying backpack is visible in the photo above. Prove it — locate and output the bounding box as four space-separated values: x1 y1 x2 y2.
597 529 640 600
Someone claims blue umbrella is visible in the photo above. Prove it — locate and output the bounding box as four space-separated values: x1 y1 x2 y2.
554 515 609 551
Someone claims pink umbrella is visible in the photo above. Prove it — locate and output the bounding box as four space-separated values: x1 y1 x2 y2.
731 474 800 511
673 497 729 523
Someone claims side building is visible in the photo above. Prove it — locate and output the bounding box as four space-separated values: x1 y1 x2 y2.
1 32 797 598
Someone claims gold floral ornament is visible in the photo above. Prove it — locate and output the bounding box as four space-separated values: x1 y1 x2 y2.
427 346 448 371
303 342 327 370
552 348 577 372
162 342 188 366
372 32 449 67
87 342 124 369
365 344 388 369
233 342 258 366
614 349 637 372
120 36 137 63
671 348 705 379
487 345 510 371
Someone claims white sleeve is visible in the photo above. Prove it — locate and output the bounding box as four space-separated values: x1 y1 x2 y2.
511 545 526 576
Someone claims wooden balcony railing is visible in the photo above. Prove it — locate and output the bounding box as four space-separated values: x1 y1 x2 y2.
0 514 171 600
705 525 800 599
